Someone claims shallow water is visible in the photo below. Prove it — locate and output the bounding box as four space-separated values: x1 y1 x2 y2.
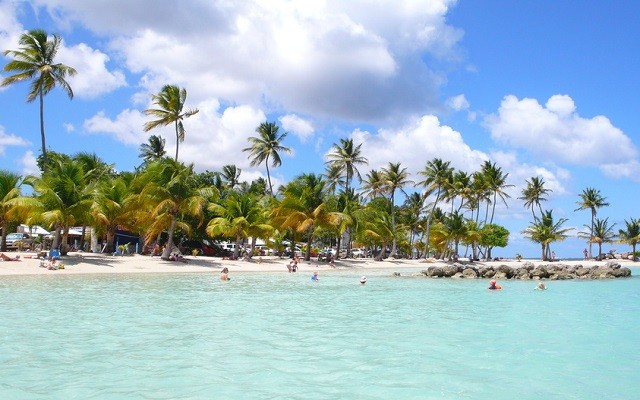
1 269 639 399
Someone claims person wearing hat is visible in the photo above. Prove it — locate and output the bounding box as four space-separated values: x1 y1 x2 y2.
359 276 367 285
487 279 502 290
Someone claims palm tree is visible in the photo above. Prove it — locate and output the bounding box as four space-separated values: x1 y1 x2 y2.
325 138 368 193
0 171 23 251
618 218 640 261
381 162 413 257
575 187 609 258
133 159 216 260
481 161 513 224
522 210 572 261
442 211 468 261
243 121 291 197
417 158 453 258
323 164 346 195
519 176 551 220
360 169 386 200
271 173 342 261
91 176 135 253
144 85 199 162
220 165 242 189
27 158 93 254
2 29 77 169
139 135 167 163
583 217 616 260
207 192 272 259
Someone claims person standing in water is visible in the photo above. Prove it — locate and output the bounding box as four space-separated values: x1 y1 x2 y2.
487 279 502 290
311 271 319 282
220 267 230 281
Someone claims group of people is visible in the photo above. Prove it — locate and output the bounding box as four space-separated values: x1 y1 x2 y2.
488 279 547 291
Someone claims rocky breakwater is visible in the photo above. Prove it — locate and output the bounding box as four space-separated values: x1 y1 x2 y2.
415 261 632 280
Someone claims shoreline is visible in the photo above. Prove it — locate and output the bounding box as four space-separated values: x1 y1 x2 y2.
0 251 637 277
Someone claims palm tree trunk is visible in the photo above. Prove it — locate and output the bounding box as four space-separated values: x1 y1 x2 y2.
161 215 178 259
424 191 441 259
174 120 179 161
39 90 47 170
390 191 397 257
265 154 273 197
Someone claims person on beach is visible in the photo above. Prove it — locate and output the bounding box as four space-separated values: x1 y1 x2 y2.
169 252 188 263
360 276 367 285
220 267 230 281
487 279 502 290
0 253 21 261
583 248 588 260
287 259 298 273
535 282 546 290
311 271 319 282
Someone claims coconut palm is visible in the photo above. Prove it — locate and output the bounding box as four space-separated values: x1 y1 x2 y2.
481 161 513 224
381 162 413 257
27 158 93 253
133 159 216 260
575 187 609 258
207 192 272 259
0 171 23 251
618 218 640 261
523 210 572 261
323 164 346 195
91 176 135 253
417 158 453 258
582 217 616 260
442 211 468 261
144 85 199 162
220 165 242 189
2 29 77 169
139 135 167 163
271 173 342 261
360 169 386 200
518 176 551 220
325 138 368 193
243 121 291 197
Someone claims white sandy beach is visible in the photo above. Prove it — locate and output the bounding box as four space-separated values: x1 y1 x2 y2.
0 251 635 276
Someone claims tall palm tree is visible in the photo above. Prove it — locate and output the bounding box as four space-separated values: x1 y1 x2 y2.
139 135 167 163
618 218 640 261
2 29 77 169
575 187 609 258
442 211 468 261
519 176 551 220
323 164 346 195
417 158 453 258
582 217 616 260
481 161 513 224
243 121 291 197
360 169 386 200
381 162 413 257
0 171 23 251
144 84 199 162
325 138 368 193
522 210 572 261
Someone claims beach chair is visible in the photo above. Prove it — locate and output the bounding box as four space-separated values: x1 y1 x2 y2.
49 249 61 260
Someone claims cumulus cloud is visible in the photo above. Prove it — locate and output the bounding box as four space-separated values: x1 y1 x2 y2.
58 43 127 99
83 109 148 146
447 94 469 111
280 114 314 143
19 150 40 177
29 0 462 123
0 125 30 154
352 114 488 179
484 95 639 177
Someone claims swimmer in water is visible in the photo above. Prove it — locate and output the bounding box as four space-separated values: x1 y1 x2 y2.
487 279 502 290
360 276 367 285
220 267 230 281
311 271 319 282
535 282 546 290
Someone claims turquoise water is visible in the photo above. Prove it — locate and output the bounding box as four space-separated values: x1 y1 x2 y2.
1 269 639 399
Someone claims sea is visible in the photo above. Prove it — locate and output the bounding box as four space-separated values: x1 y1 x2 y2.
1 268 638 399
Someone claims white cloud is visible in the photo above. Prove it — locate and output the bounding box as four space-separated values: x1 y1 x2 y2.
353 114 488 179
0 125 30 154
279 114 314 143
19 150 40 177
30 0 462 123
484 95 639 176
83 109 148 145
447 94 469 111
58 42 127 99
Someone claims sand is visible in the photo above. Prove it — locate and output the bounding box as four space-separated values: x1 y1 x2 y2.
0 251 634 277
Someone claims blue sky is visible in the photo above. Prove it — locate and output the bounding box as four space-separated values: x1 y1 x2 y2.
1 1 639 259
